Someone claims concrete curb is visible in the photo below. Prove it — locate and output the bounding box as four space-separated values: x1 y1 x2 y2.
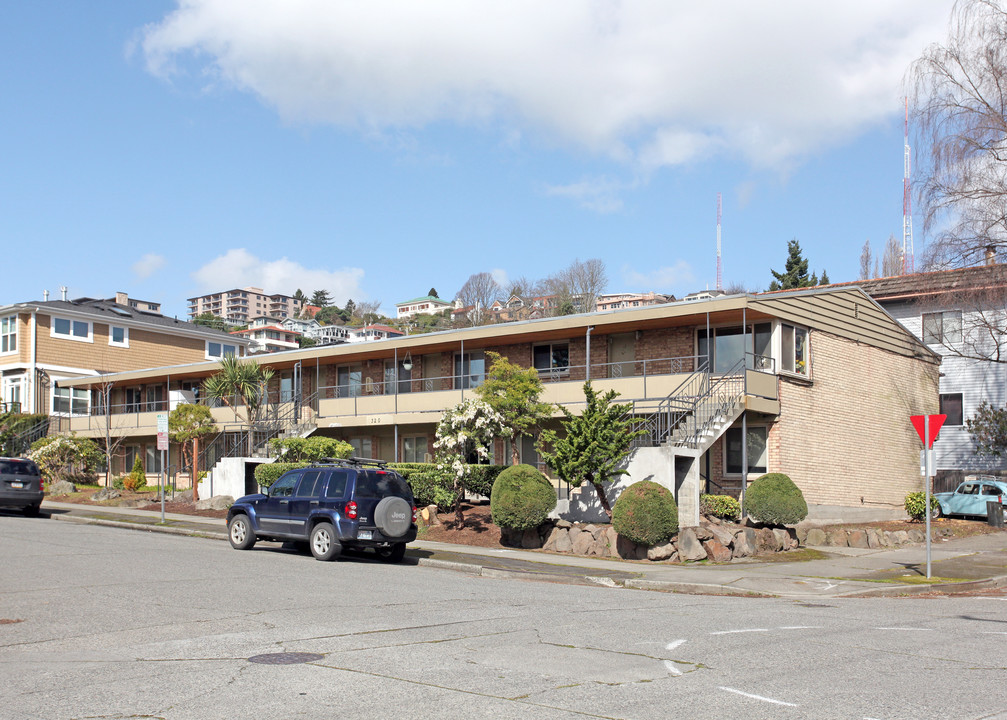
50 512 228 541
839 573 1007 598
624 579 776 597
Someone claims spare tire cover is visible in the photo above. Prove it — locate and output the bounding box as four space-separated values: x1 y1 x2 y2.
374 496 412 538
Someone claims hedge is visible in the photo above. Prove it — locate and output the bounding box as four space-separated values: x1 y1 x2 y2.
254 462 309 489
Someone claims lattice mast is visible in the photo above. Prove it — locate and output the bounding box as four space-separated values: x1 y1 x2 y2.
903 97 915 274
716 192 722 291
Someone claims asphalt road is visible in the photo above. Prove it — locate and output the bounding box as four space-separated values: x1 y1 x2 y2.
2 514 1006 720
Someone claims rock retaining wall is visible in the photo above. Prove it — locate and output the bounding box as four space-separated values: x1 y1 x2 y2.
500 517 943 563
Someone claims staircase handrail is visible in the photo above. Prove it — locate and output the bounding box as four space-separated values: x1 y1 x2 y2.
673 358 747 448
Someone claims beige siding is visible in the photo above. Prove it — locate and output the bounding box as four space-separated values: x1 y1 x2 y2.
34 314 213 372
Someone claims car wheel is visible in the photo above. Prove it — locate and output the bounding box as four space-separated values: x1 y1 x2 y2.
310 522 342 561
931 503 942 520
228 515 257 550
377 542 407 563
22 503 41 518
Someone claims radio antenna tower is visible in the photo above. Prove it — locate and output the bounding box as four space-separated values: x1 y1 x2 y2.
903 97 915 274
716 193 723 291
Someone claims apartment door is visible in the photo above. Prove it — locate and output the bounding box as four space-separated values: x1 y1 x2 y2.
608 333 635 378
422 353 441 392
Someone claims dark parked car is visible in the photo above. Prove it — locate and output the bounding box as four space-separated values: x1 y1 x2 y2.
0 457 44 516
226 458 417 562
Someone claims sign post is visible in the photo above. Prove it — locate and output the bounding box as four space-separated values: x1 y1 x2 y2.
910 414 946 579
157 412 169 523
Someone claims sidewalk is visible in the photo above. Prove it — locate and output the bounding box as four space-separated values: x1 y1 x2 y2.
42 501 1007 599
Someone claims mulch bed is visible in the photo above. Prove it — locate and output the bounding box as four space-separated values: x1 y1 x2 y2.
419 502 503 548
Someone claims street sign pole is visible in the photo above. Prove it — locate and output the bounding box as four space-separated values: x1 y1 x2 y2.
924 420 931 579
156 412 169 523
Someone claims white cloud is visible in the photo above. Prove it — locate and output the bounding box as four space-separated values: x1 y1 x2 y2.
140 1 951 171
132 253 166 279
190 249 365 306
490 268 509 289
622 261 695 293
544 177 627 213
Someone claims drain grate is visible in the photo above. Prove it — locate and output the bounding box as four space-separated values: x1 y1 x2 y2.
248 652 324 665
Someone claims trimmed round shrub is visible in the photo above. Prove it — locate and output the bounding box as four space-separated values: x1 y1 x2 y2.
253 462 309 489
745 473 808 525
490 464 557 531
904 491 939 521
700 493 741 522
612 480 678 546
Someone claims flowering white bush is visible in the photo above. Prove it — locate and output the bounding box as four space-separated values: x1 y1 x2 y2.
29 434 103 485
433 399 510 520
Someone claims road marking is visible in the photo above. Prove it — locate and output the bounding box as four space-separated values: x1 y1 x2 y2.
874 627 933 631
663 660 682 676
981 631 1007 635
778 626 821 630
665 639 686 651
718 686 797 707
710 628 769 635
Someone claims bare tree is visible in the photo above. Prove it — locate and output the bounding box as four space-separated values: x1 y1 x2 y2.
913 264 1007 363
353 299 383 325
859 239 875 280
456 272 501 316
908 0 1007 269
544 258 609 313
504 275 544 299
882 234 904 277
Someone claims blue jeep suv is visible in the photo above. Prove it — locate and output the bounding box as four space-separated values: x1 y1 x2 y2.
226 458 417 562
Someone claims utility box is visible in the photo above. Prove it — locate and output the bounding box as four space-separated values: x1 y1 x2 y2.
987 501 1005 528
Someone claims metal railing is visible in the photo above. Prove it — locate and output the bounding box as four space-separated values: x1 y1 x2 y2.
630 354 752 450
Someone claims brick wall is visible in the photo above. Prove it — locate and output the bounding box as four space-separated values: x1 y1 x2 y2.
773 330 938 508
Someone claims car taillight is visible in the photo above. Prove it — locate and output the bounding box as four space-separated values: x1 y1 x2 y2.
412 506 417 523
345 500 358 520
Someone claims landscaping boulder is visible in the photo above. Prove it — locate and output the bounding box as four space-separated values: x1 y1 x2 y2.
755 527 778 553
554 528 573 553
703 539 733 563
521 528 542 549
677 528 708 562
891 530 910 545
731 529 754 558
195 495 233 511
647 542 676 561
709 524 735 548
542 526 563 552
866 528 883 549
805 528 827 546
50 480 75 495
847 529 869 549
907 529 925 544
615 533 640 560
773 528 796 551
92 488 120 502
571 531 595 556
826 529 849 547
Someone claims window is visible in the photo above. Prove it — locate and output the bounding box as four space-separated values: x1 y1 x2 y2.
698 324 772 374
52 317 92 342
724 426 768 475
384 359 412 394
109 325 128 347
940 393 963 426
1 315 16 354
338 365 363 397
206 341 237 359
533 343 570 376
781 324 809 376
403 436 428 463
349 437 372 457
269 473 299 497
454 352 485 389
124 446 140 475
145 446 163 475
124 388 142 413
145 385 165 412
52 387 89 416
324 470 350 499
294 471 324 498
922 311 962 345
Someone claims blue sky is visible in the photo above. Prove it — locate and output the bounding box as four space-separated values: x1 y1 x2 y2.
1 1 956 318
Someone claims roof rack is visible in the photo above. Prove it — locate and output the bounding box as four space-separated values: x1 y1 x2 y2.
319 456 390 469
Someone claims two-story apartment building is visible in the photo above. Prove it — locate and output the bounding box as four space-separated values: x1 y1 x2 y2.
396 295 454 319
56 287 938 525
0 294 251 417
596 292 674 311
849 263 1007 488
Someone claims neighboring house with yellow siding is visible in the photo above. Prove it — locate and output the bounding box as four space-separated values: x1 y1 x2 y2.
0 293 251 417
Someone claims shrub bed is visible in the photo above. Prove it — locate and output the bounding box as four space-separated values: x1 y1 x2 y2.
745 473 808 525
612 480 679 546
490 464 556 531
253 462 309 489
700 494 741 522
904 491 939 521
